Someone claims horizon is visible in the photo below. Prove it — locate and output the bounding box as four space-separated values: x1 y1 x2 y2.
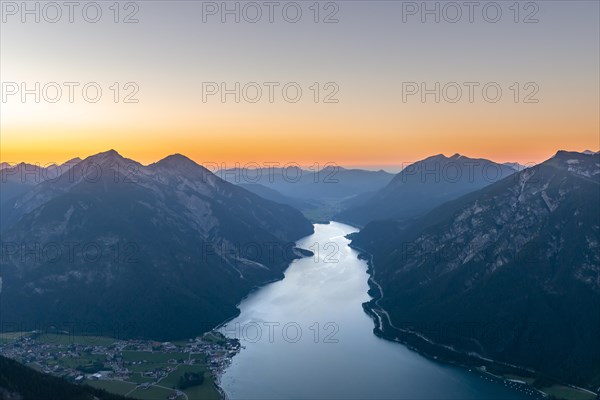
1 2 599 398
1 147 597 174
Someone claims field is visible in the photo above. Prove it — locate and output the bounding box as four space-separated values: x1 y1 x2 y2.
160 364 210 388
540 385 596 400
127 385 175 400
0 332 32 343
107 351 220 400
59 354 106 370
500 373 597 400
90 362 220 400
87 380 138 396
180 381 221 400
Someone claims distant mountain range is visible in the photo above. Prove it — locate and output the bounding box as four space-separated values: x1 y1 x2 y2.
0 158 82 205
350 150 600 388
338 154 517 227
1 150 314 340
220 165 395 201
502 161 528 171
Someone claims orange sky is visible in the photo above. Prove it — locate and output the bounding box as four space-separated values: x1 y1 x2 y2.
1 1 598 170
2 96 598 169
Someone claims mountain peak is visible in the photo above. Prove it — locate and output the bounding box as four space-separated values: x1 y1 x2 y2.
155 153 201 169
421 153 450 162
426 153 466 161
163 153 193 162
553 150 592 158
81 150 139 171
548 150 600 178
89 149 125 162
99 149 120 156
153 154 216 180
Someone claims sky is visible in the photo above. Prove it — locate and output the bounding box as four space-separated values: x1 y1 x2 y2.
1 0 599 169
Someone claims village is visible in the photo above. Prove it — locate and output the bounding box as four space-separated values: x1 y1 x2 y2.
0 330 240 399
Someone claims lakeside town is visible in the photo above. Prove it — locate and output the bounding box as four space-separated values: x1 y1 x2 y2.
0 330 240 400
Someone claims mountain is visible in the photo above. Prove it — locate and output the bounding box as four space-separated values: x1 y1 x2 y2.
1 163 51 207
351 151 600 387
337 154 516 227
54 157 83 171
0 159 82 208
220 165 394 201
0 150 314 340
0 355 127 400
238 183 317 210
503 161 528 171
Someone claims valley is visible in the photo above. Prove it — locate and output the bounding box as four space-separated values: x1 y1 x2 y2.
217 222 540 400
3 3 599 398
1 150 598 400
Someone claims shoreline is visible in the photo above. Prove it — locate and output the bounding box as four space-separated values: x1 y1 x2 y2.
210 220 597 400
211 236 317 399
349 241 597 400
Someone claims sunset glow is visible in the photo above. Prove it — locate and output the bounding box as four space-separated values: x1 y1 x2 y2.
1 1 598 167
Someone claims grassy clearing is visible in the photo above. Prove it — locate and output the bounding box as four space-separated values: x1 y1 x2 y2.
58 354 106 369
160 364 208 388
127 373 156 384
182 381 221 400
159 364 220 400
86 379 137 395
0 331 32 343
201 333 227 346
541 385 596 400
128 385 176 400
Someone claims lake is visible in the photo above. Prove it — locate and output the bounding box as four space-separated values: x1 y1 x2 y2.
220 222 531 399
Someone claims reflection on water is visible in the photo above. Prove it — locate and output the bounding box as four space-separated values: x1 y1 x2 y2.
220 222 528 400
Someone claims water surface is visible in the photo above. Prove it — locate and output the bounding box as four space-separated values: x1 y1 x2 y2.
220 222 529 399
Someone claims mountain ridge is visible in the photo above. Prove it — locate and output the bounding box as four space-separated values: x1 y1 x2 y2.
1 150 314 341
337 154 517 227
350 150 600 387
